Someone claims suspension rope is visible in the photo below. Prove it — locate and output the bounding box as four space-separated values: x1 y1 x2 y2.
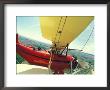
81 27 94 50
57 16 67 45
51 17 63 53
53 17 62 44
52 16 67 53
48 50 53 74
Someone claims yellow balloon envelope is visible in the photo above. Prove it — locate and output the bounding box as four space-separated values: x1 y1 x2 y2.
40 16 94 49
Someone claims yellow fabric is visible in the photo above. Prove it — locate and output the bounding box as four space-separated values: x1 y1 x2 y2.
40 16 94 49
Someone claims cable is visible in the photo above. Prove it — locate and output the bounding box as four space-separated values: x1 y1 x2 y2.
81 27 94 51
54 17 62 43
57 16 67 45
53 16 67 52
48 50 53 74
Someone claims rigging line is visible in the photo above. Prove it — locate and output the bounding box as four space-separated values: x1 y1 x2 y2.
48 50 53 74
81 27 94 50
57 16 67 46
53 17 62 44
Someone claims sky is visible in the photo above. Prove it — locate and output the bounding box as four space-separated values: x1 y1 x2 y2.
17 16 94 54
